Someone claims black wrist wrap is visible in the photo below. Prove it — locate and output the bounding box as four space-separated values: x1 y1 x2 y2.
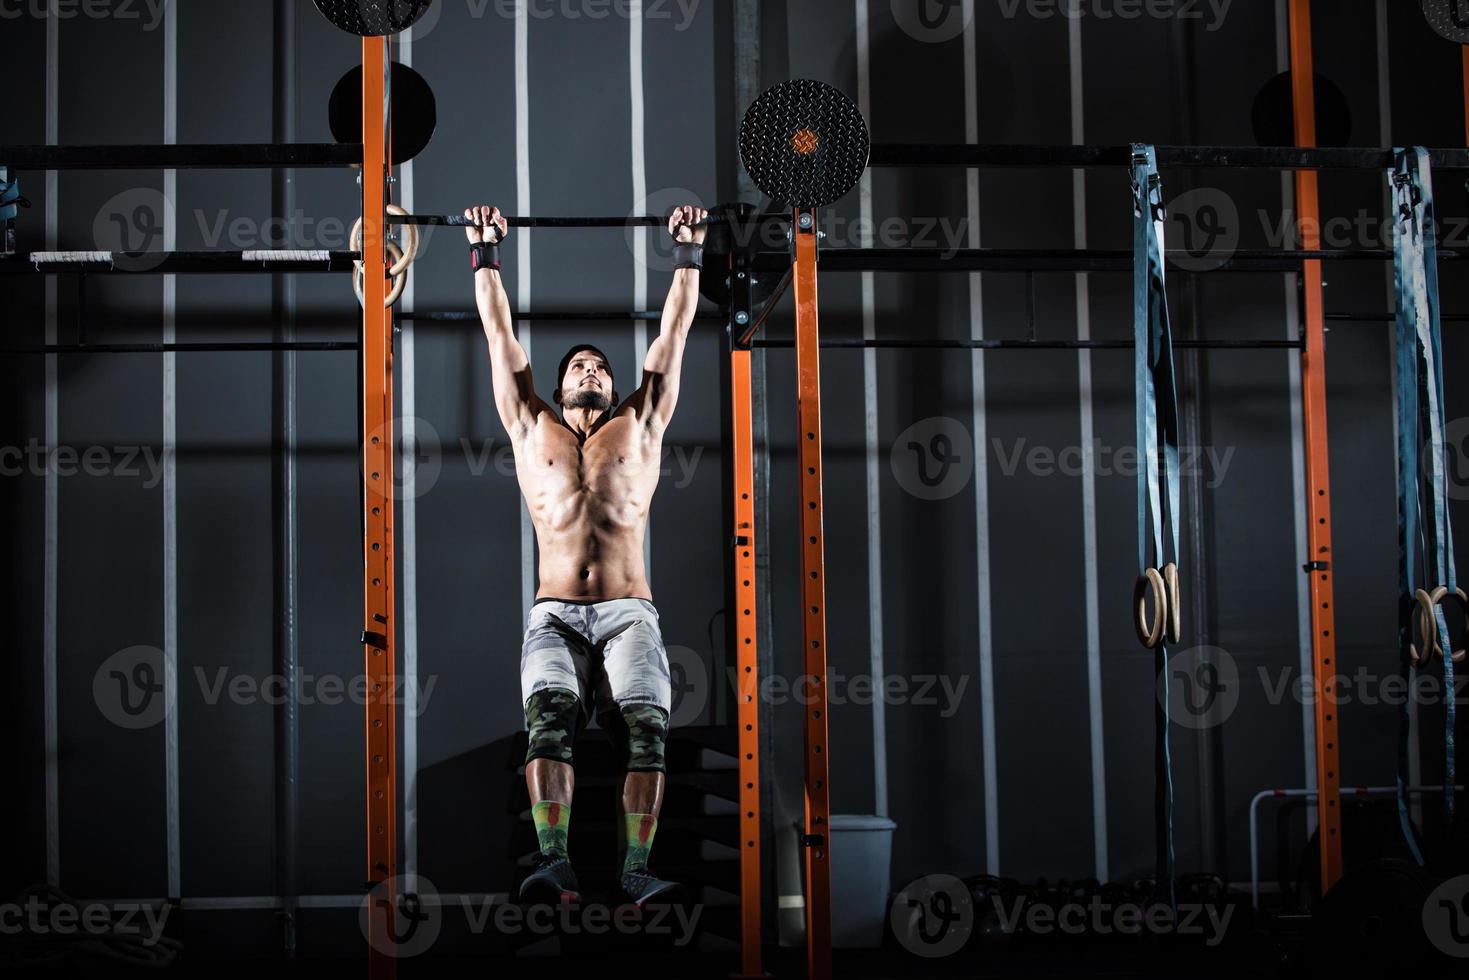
672 241 703 271
470 241 501 272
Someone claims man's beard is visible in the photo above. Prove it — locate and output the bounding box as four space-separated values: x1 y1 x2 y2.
564 387 611 411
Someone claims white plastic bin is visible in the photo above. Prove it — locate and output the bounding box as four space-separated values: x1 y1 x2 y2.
829 814 897 948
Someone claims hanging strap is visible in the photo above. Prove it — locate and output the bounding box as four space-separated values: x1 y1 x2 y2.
0 174 28 223
1391 146 1457 864
1132 144 1181 908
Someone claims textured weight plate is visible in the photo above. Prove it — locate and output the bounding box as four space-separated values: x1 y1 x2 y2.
1423 0 1469 44
313 0 435 37
739 79 869 209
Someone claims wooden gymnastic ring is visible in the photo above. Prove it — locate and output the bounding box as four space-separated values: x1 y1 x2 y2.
1446 587 1469 664
1135 567 1167 649
1410 588 1436 667
354 241 406 308
1411 585 1468 666
1163 561 1182 645
350 205 418 277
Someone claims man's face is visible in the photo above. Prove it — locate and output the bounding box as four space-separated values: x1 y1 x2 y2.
561 352 613 411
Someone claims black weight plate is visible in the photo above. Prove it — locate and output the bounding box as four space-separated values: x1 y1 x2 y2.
1251 71 1352 148
313 0 435 37
739 79 869 209
1423 0 1469 44
329 63 438 166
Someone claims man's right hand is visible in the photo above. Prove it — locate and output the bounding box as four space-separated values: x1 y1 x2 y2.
465 205 508 246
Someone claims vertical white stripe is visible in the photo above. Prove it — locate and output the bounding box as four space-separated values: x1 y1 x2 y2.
854 0 888 822
1069 9 1107 884
962 0 998 875
398 26 420 880
630 0 651 580
162 0 180 900
44 0 60 889
1375 0 1421 806
516 2 535 614
1277 0 1317 839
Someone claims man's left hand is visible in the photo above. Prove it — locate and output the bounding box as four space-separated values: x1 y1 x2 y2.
669 205 709 246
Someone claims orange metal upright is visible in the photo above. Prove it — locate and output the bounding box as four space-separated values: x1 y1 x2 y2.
792 210 832 980
1288 0 1342 893
731 347 764 977
359 36 399 979
1463 46 1469 140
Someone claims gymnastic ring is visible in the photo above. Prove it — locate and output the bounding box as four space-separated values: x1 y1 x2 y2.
1135 567 1167 649
350 204 418 277
1410 585 1468 666
1163 562 1182 645
354 241 406 308
1446 587 1469 664
350 205 418 276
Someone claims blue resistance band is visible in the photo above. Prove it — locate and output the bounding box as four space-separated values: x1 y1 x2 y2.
1391 146 1458 865
1133 144 1181 908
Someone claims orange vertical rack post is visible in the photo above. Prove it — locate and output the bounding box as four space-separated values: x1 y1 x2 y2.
793 209 832 980
731 345 764 978
1463 45 1469 141
1288 0 1342 894
360 35 399 980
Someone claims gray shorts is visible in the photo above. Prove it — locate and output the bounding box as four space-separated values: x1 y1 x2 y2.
519 597 672 720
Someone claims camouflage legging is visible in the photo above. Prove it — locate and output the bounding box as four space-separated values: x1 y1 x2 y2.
524 688 581 766
524 690 668 773
602 703 669 773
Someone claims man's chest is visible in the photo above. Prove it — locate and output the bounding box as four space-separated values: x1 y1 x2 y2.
522 419 658 488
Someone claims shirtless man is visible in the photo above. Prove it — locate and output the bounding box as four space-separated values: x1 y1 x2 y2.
465 203 707 907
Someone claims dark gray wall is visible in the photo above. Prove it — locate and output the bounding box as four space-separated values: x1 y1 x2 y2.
6 0 1468 929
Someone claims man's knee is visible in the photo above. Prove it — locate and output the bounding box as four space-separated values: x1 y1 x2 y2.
613 702 669 773
525 688 581 766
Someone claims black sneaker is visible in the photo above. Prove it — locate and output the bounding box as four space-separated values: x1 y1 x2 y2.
518 852 580 905
617 866 684 907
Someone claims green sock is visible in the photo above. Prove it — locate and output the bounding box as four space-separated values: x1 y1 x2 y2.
624 813 658 872
532 801 570 858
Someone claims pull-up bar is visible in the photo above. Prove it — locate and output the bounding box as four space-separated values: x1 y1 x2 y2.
9 142 1469 172
0 143 363 169
868 143 1469 170
388 212 786 228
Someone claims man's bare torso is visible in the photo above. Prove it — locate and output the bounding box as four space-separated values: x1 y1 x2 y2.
513 405 662 601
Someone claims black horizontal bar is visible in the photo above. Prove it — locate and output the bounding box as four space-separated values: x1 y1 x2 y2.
398 310 726 322
8 246 1437 277
0 342 359 354
868 144 1469 171
390 213 789 228
751 338 1304 351
1325 313 1469 322
2 251 361 274
749 248 1462 273
0 144 363 170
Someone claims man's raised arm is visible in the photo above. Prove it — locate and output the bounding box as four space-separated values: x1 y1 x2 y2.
468 205 544 439
635 204 708 431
